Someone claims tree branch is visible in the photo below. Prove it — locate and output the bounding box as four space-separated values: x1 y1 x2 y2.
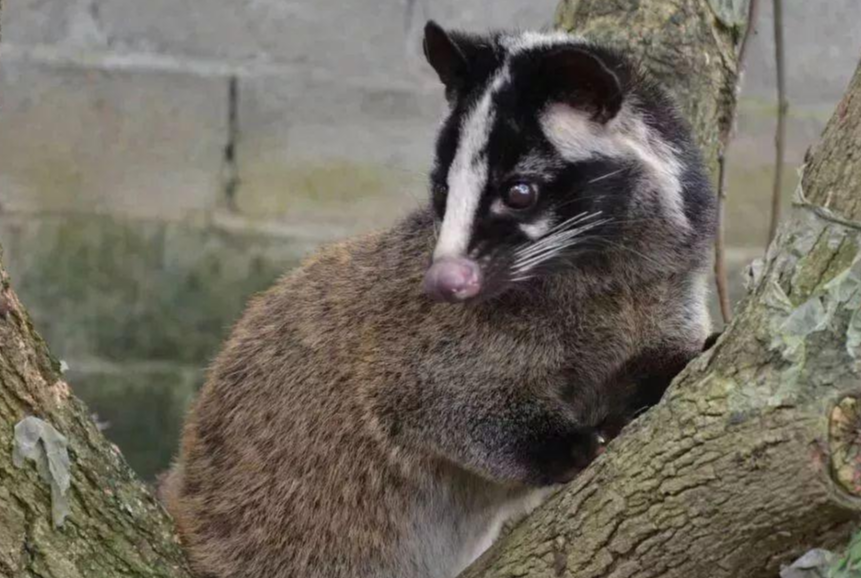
715 0 761 325
714 152 734 323
768 0 789 245
0 260 194 576
0 0 190 560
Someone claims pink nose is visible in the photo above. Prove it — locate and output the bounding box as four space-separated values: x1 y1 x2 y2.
423 257 482 303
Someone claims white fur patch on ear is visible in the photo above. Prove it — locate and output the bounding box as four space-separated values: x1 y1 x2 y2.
541 105 605 161
541 103 689 230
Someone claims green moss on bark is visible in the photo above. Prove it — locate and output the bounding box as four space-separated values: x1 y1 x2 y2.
0 251 192 576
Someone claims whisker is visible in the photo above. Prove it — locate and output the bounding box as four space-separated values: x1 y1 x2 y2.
631 405 651 418
514 235 587 273
512 218 612 274
546 211 598 235
513 212 602 258
593 217 672 226
587 168 626 184
514 218 610 261
552 192 612 211
513 247 565 273
515 230 579 261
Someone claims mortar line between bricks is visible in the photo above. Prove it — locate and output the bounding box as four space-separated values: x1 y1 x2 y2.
0 43 427 93
60 358 206 377
0 209 354 243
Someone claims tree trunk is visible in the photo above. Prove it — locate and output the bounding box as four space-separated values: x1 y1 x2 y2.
0 0 187 553
0 263 195 577
460 6 861 577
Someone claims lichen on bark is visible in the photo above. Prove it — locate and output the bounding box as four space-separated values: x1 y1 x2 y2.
0 247 192 577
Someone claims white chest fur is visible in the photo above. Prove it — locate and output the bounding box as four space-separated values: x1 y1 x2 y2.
401 485 555 578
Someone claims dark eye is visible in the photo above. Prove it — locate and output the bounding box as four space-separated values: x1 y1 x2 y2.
503 182 539 210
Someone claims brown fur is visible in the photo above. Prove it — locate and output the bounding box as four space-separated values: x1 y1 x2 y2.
163 207 709 578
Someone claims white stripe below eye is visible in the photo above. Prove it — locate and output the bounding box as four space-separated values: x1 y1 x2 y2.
520 216 553 240
434 69 510 260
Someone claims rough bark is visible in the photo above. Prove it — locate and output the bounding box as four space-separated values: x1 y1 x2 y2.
0 255 194 577
462 6 861 577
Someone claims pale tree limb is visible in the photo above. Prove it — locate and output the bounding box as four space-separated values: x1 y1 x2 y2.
768 0 789 245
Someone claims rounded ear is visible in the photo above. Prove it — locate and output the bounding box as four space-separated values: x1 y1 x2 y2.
541 48 624 124
423 21 468 90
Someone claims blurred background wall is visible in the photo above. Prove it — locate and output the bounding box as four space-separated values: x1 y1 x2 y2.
0 0 859 479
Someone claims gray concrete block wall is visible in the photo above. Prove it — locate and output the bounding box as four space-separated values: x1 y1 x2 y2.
0 56 229 219
742 0 861 107
1 0 860 478
4 0 557 74
1 0 559 230
234 73 439 232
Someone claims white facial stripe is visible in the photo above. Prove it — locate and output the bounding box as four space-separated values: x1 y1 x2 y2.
434 98 493 259
540 102 689 229
434 69 510 260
